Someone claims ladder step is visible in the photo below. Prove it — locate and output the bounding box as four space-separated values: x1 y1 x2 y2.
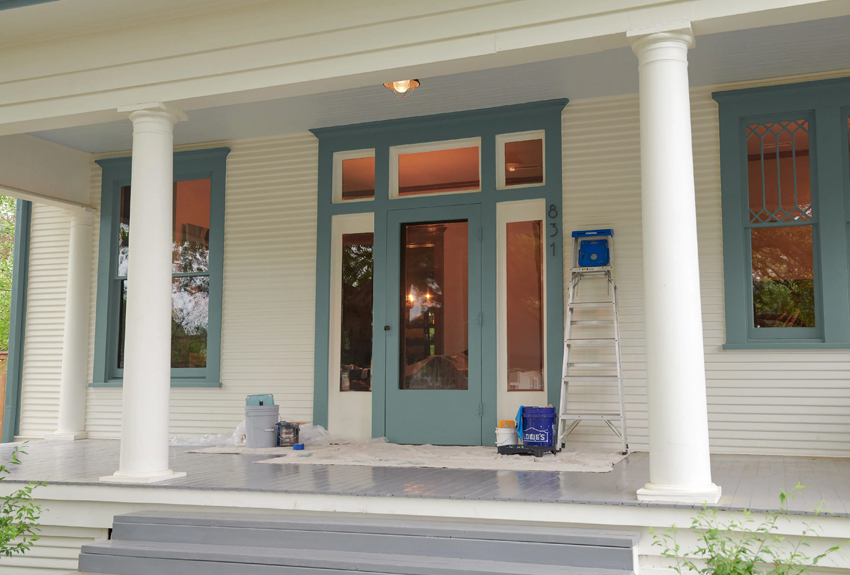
566 338 617 345
569 302 614 308
561 414 622 421
570 320 613 326
570 266 613 273
568 362 618 368
562 376 620 383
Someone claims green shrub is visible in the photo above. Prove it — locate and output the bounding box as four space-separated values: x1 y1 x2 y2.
651 484 843 575
0 444 42 558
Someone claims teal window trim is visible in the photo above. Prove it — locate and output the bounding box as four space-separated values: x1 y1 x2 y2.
2 200 31 442
0 0 60 11
714 77 850 350
92 148 230 388
310 100 567 437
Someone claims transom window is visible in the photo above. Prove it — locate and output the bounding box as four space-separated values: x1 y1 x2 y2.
389 138 482 198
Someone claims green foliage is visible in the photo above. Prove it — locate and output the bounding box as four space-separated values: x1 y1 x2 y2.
651 485 842 575
0 444 42 558
0 195 16 351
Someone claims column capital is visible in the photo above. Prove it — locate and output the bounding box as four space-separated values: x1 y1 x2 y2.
68 207 95 227
118 102 188 125
627 21 694 57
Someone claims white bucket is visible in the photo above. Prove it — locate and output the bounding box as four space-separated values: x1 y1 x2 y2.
495 427 518 447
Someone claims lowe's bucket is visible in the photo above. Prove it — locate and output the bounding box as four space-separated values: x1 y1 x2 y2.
245 404 280 448
520 406 556 447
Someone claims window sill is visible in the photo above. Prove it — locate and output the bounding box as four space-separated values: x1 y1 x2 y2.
89 379 223 388
723 342 850 350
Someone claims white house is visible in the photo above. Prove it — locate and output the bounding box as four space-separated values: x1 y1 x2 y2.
1 0 850 573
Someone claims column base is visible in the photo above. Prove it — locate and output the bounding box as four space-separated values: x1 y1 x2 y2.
637 482 722 504
99 469 187 484
47 431 88 441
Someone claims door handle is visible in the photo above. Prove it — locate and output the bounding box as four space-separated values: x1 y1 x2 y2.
384 325 391 331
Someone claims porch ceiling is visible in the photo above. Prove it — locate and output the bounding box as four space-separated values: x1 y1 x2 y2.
30 14 850 155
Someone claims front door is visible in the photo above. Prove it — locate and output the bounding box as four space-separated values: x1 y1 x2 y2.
385 205 482 445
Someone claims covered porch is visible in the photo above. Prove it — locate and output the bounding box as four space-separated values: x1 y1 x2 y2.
1 1 849 517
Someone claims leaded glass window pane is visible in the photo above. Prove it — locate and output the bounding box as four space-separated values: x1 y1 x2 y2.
746 120 812 223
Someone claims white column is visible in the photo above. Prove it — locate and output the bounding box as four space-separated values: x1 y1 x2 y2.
51 209 94 440
629 24 721 504
101 102 187 484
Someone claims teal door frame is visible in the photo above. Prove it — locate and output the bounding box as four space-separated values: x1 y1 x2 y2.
311 100 568 446
385 204 483 445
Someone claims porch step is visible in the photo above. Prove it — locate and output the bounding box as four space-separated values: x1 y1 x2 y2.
74 512 640 575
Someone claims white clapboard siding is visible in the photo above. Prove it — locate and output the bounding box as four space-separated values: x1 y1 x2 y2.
84 133 319 438
0 525 108 574
17 204 70 439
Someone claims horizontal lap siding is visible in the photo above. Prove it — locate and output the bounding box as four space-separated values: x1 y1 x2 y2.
561 95 647 451
562 87 850 457
18 204 69 438
85 134 319 438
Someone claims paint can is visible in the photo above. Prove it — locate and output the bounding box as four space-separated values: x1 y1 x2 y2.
245 404 280 448
496 427 518 447
520 406 557 447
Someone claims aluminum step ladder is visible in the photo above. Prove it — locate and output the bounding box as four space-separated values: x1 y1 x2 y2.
558 229 628 455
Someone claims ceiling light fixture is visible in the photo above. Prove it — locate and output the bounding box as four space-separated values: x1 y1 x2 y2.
383 79 420 98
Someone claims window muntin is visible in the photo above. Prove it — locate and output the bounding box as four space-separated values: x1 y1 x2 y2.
115 179 213 370
746 121 812 223
496 130 545 190
390 138 481 199
340 232 374 391
506 220 545 391
332 149 375 203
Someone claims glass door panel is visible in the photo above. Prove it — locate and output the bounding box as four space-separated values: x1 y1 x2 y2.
400 221 469 391
385 205 482 445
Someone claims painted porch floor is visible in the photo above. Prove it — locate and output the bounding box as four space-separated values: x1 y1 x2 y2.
2 440 849 517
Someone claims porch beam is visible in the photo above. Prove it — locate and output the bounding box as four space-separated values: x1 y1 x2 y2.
100 102 187 484
629 23 721 504
0 0 848 136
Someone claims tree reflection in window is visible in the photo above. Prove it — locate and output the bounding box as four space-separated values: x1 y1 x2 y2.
751 226 815 328
116 179 212 369
340 233 373 391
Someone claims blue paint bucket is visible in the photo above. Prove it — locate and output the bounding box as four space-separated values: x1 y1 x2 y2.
520 406 557 447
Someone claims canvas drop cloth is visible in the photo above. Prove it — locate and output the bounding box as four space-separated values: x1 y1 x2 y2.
188 442 625 473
